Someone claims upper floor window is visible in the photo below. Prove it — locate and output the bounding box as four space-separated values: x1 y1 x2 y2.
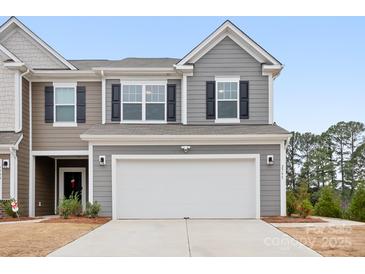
54 84 77 126
121 82 166 123
215 77 240 123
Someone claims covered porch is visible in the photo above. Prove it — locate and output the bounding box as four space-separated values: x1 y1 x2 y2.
30 152 89 217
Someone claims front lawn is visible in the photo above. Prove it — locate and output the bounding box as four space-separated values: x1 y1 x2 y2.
0 217 110 256
280 225 365 256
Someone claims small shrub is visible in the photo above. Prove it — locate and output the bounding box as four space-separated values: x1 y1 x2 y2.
59 198 73 219
297 199 313 218
314 186 342 218
0 199 18 218
347 185 365 222
85 201 101 218
286 191 297 216
58 192 82 219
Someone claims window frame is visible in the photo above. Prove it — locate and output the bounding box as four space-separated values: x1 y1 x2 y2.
53 83 77 127
214 77 240 124
120 81 167 124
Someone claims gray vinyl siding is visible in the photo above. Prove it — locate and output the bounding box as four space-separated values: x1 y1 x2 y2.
32 81 102 150
106 79 181 123
17 78 30 215
93 145 281 217
187 36 269 124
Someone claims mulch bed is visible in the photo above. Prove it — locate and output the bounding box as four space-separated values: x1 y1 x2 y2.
0 217 37 223
262 216 326 223
41 216 111 225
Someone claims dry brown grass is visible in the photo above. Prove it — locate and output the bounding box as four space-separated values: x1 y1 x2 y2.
0 221 107 257
280 225 365 256
262 216 326 223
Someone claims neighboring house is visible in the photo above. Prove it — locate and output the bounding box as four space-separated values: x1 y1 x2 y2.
0 17 290 219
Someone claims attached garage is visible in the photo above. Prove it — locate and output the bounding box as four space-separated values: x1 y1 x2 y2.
112 154 260 219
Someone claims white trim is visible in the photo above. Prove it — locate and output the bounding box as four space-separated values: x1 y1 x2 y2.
9 148 17 199
214 118 240 124
111 153 260 220
0 44 22 63
59 167 87 210
54 159 57 214
215 77 240 123
29 155 35 217
31 150 89 156
81 134 291 146
181 74 188 124
52 122 77 127
88 143 93 203
120 81 167 123
53 83 77 126
280 141 286 216
177 21 281 67
101 73 106 124
0 17 77 70
263 72 274 124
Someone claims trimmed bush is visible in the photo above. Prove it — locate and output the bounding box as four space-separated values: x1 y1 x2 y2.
314 186 342 218
85 201 101 218
58 192 82 219
286 191 297 216
347 185 365 222
297 198 313 218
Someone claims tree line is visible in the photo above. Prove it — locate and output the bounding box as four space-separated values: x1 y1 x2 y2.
286 121 365 207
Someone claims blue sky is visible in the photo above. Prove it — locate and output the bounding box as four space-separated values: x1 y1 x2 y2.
1 16 364 134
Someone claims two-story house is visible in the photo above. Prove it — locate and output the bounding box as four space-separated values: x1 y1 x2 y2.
0 17 290 219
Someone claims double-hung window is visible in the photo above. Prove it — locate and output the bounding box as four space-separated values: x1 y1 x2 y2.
54 84 77 126
122 85 143 120
215 77 239 123
121 82 166 122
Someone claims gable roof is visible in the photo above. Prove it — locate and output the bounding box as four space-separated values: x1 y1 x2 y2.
0 43 22 63
0 17 77 70
177 20 282 67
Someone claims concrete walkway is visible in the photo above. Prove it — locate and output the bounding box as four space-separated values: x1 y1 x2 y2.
48 219 319 257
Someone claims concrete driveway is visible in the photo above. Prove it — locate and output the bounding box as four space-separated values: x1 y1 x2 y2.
48 219 320 257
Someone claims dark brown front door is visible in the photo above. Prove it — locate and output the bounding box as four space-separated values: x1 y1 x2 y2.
64 172 82 201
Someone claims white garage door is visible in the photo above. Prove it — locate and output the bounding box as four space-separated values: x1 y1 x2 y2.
112 155 259 219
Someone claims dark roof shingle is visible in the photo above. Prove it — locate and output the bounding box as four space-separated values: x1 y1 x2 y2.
82 124 289 136
69 58 180 70
0 132 22 145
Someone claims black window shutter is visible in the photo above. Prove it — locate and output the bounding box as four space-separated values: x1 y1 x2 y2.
44 86 54 123
206 81 216 119
166 84 176 122
111 84 121 121
77 86 86 123
239 81 249 119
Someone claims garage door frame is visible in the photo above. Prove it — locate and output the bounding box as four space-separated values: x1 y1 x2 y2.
111 154 260 220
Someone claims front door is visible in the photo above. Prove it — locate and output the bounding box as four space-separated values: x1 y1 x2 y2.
64 172 82 201
59 167 86 209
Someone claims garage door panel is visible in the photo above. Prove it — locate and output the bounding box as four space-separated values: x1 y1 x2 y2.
115 157 257 219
